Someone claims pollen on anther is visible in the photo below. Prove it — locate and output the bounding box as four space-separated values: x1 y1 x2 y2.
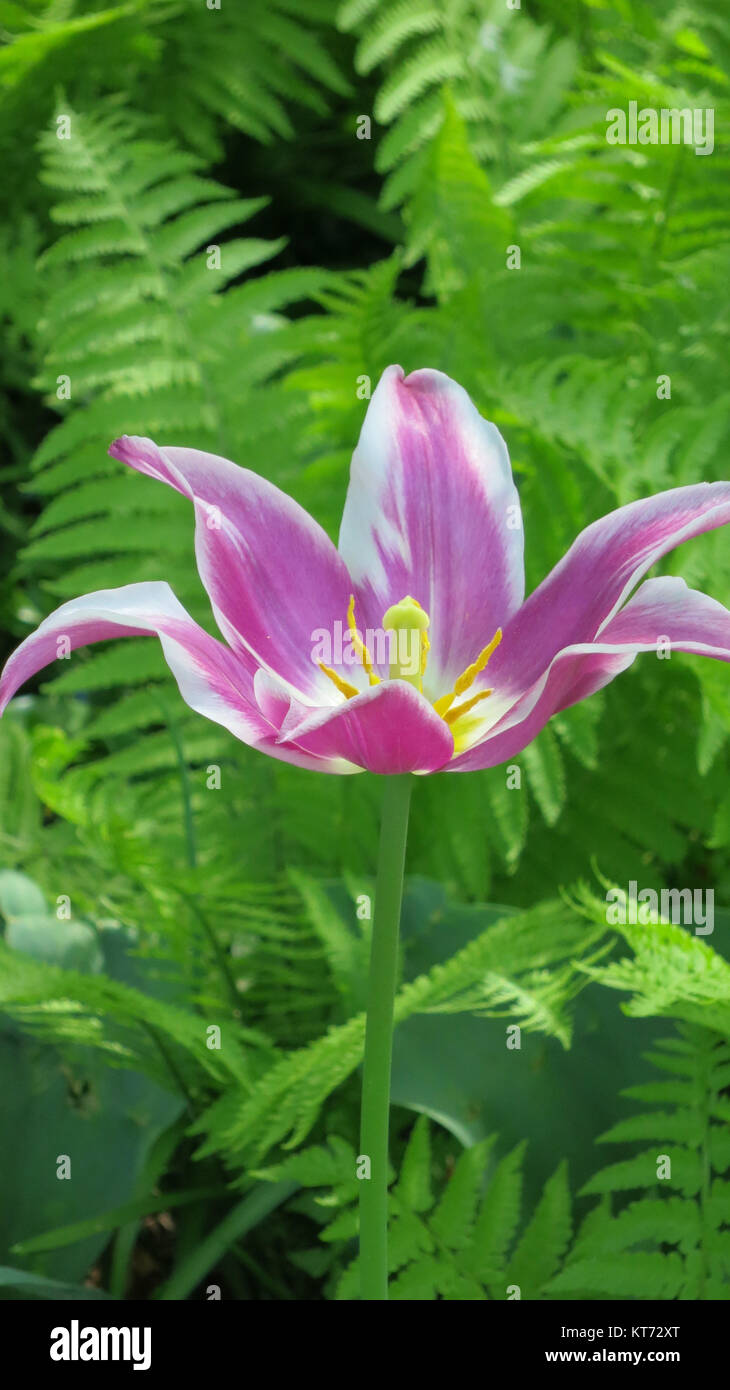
453 628 502 697
443 688 493 726
319 662 359 699
347 595 379 683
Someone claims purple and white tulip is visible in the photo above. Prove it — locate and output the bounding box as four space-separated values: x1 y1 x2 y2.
2 366 729 774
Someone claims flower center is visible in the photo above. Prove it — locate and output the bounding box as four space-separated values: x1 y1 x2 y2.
319 595 502 739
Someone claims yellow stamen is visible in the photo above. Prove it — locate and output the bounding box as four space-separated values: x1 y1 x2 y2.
318 662 359 699
453 628 502 697
433 631 500 717
347 595 380 686
431 626 501 721
432 690 454 717
443 688 494 726
420 629 430 677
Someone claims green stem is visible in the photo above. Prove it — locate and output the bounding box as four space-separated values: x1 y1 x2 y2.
359 772 413 1301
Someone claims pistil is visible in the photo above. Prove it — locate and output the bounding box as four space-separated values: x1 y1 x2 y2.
382 596 430 691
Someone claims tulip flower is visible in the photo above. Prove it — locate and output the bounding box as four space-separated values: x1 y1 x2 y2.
2 366 729 773
2 364 729 1300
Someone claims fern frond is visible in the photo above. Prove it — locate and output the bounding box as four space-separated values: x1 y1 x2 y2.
553 1027 730 1298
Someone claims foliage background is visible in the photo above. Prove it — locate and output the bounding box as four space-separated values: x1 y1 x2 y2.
0 0 728 1300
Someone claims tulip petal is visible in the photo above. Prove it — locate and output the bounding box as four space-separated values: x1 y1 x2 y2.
485 481 730 703
451 576 730 770
109 436 355 703
276 680 455 774
249 666 356 772
0 582 348 772
338 366 524 693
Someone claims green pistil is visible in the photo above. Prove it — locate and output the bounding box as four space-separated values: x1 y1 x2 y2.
382 596 429 688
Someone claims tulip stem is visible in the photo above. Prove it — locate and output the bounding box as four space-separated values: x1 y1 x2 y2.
359 771 413 1301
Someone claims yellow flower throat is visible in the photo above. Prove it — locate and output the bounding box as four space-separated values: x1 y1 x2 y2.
319 595 502 735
